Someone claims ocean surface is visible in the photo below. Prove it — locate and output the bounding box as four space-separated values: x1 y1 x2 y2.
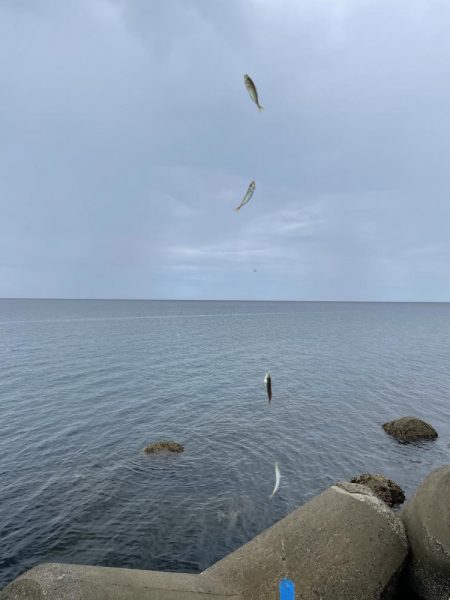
1 299 449 588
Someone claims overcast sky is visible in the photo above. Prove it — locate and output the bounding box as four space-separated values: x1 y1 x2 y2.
1 0 450 300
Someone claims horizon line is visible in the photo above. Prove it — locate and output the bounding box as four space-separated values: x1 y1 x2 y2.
1 297 449 304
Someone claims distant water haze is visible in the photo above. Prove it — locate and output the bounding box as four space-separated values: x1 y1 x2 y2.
0 299 449 588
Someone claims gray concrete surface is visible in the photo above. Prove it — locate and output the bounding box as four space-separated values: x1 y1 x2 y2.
203 483 408 600
0 483 409 600
401 465 450 600
0 563 241 600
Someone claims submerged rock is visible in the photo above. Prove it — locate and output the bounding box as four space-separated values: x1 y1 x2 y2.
144 441 184 454
401 466 450 599
383 417 438 442
350 473 405 507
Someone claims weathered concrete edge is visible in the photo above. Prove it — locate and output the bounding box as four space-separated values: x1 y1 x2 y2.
0 562 242 600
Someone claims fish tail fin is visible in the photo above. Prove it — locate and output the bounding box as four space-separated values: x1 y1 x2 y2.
234 207 241 212
258 105 264 112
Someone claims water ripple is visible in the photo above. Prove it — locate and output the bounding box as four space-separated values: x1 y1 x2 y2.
0 300 450 587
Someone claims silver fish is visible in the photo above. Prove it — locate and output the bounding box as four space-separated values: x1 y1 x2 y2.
235 180 256 211
264 372 272 404
244 74 264 111
269 462 281 499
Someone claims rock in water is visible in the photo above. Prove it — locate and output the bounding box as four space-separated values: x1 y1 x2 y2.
382 417 438 442
350 473 406 507
401 466 450 599
144 441 184 454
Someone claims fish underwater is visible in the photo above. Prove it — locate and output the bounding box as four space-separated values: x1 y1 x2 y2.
264 372 272 403
235 180 256 211
270 462 281 499
244 74 264 111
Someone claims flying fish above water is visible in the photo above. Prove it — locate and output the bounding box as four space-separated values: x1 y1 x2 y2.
244 74 264 111
235 180 255 211
269 462 281 499
264 372 272 404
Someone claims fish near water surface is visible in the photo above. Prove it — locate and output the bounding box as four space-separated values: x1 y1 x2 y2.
244 74 264 111
270 462 281 499
264 372 272 403
235 180 256 211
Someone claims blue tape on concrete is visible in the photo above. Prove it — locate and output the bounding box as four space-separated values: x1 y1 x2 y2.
279 577 295 600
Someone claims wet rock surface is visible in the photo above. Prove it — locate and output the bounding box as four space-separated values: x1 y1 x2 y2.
144 441 184 454
383 417 438 442
350 473 406 506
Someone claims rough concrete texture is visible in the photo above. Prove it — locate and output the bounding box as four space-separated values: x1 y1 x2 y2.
203 483 408 600
401 465 450 600
0 563 241 600
383 417 438 442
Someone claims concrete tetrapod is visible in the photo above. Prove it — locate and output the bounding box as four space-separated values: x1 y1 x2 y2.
203 482 408 600
401 466 450 600
0 483 408 600
0 563 241 600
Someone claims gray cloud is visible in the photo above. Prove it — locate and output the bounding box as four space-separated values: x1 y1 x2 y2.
1 0 450 299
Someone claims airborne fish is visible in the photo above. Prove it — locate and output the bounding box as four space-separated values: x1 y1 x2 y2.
235 180 255 211
244 74 264 111
264 372 272 404
269 462 281 499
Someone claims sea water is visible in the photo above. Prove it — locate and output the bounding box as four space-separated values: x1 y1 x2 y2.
0 299 449 587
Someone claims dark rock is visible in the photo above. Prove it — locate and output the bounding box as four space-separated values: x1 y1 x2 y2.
383 417 438 442
144 441 184 454
401 466 450 599
350 473 406 506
